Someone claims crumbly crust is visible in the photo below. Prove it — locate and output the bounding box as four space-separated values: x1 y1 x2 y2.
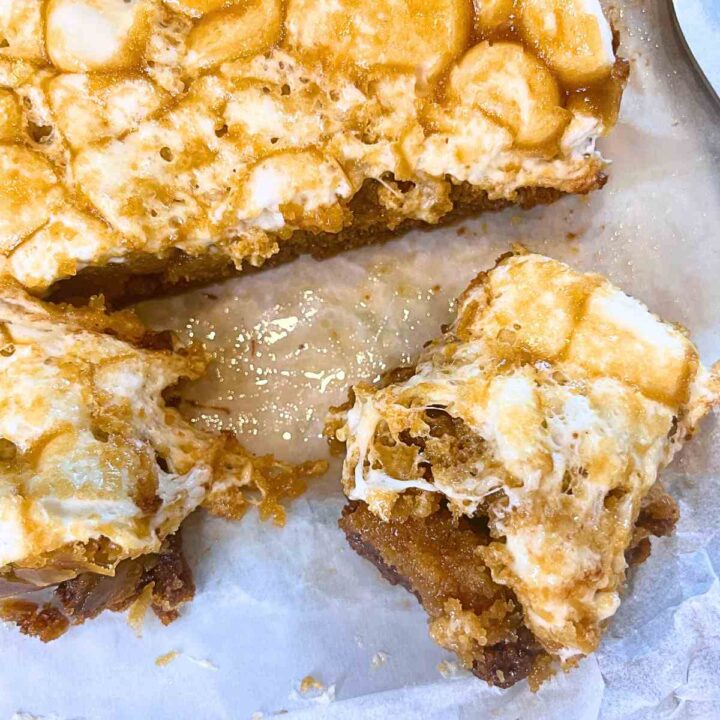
340 485 679 688
55 531 195 627
52 180 583 305
340 500 545 688
0 530 194 640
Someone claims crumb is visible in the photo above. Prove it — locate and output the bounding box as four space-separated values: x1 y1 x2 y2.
456 226 466 236
437 659 469 679
430 284 441 294
294 675 336 704
299 675 324 694
370 651 388 670
566 231 578 240
155 650 179 667
0 600 69 642
155 650 217 670
127 582 155 637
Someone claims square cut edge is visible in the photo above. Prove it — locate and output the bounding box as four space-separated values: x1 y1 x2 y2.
332 249 720 685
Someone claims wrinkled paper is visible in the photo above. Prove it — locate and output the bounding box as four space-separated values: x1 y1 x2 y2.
2 0 720 717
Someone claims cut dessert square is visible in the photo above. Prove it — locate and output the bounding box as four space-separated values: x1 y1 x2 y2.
0 276 325 639
330 251 719 687
0 0 626 300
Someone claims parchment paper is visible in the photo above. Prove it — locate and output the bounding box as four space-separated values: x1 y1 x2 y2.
2 0 720 717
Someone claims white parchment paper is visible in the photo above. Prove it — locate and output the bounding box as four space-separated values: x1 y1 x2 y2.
2 0 720 717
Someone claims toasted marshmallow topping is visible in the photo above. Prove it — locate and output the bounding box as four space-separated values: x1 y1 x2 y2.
336 253 720 658
185 0 282 71
0 0 623 293
520 0 615 85
0 146 63 254
0 0 46 61
0 89 22 141
285 0 472 82
231 150 352 231
0 277 224 587
45 0 155 72
449 41 570 148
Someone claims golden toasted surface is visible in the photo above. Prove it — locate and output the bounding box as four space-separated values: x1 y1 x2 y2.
0 0 625 294
334 251 720 661
0 276 222 589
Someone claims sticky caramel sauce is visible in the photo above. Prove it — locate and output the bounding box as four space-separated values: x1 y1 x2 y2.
476 19 626 131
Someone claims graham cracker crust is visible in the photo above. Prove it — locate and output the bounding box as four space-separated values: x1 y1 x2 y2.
51 179 601 307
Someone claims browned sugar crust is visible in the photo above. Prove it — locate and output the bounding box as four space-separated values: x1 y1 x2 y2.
340 500 546 688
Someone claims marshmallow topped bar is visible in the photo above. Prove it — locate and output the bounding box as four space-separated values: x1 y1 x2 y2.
334 252 719 676
0 0 625 298
0 277 223 593
0 277 324 635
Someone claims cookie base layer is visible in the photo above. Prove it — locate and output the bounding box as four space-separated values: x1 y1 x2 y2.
50 181 590 306
339 487 677 688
